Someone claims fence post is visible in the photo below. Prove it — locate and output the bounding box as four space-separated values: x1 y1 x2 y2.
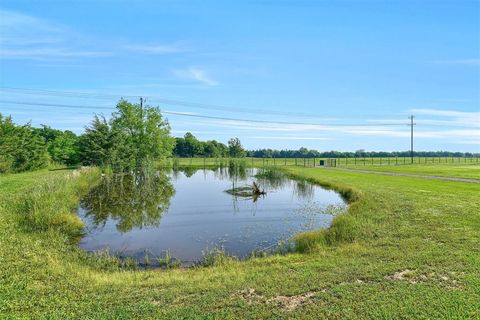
295 158 297 166
273 157 276 166
304 158 306 167
285 157 287 166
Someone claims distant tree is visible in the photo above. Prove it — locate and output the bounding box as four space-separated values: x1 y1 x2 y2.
35 125 80 165
183 132 203 157
228 137 246 158
204 140 228 157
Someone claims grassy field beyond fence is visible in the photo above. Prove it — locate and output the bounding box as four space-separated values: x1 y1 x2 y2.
167 156 480 168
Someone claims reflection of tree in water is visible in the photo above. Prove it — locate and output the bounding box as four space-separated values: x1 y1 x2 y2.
256 169 289 190
293 180 315 200
81 172 175 233
256 169 315 200
179 166 199 177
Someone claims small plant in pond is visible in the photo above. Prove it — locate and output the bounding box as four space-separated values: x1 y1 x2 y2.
143 251 151 266
84 249 120 271
201 247 235 267
121 257 138 270
157 250 181 269
249 248 269 259
274 239 295 255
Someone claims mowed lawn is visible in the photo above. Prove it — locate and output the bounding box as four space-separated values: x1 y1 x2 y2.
0 166 479 319
341 163 480 180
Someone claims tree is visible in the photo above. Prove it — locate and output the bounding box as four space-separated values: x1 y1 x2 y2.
35 125 80 165
204 140 228 158
110 99 175 171
79 115 115 167
182 132 203 157
0 114 49 173
228 137 246 158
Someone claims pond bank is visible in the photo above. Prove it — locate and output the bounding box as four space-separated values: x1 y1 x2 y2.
1 165 479 318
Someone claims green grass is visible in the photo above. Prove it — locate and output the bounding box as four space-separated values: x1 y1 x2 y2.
1 166 479 319
341 163 480 180
167 156 480 169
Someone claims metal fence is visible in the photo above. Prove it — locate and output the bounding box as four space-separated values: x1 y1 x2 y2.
169 156 480 167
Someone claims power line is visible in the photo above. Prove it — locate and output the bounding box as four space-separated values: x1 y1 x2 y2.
0 99 412 127
1 99 478 129
0 86 405 119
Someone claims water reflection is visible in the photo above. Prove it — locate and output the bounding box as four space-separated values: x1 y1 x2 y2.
81 172 175 233
78 167 346 264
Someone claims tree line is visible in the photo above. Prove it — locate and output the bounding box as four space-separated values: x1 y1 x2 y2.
173 133 246 158
0 100 247 173
1 101 478 174
248 148 479 158
0 100 174 173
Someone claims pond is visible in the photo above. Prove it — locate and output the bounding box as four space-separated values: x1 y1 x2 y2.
77 167 346 266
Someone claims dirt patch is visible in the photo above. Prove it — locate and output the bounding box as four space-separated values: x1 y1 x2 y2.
387 269 416 283
385 269 462 289
238 288 319 312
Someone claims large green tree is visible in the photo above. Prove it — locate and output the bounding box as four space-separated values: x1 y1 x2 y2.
0 114 49 173
111 99 174 171
80 100 174 172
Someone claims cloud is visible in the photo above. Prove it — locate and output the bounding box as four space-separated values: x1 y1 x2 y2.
0 9 111 60
173 67 219 86
125 43 186 54
166 116 480 145
249 136 331 140
410 108 480 118
0 48 110 59
431 59 480 66
163 110 198 115
407 108 480 129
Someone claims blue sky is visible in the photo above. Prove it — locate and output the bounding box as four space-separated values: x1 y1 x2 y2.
0 0 479 151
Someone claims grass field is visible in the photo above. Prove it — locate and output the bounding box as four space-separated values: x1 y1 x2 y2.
1 165 479 319
338 164 480 180
168 157 480 169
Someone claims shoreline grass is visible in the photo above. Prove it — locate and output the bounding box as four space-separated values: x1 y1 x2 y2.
1 165 479 318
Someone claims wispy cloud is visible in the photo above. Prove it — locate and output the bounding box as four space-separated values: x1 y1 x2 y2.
249 136 331 140
173 67 219 86
0 48 110 59
167 117 480 145
431 59 480 66
0 9 111 60
409 108 480 118
407 108 480 130
124 43 187 54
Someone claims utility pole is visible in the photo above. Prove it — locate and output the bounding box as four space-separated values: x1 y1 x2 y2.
409 115 415 164
140 97 144 119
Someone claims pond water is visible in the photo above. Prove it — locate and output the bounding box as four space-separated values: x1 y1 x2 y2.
77 167 346 266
